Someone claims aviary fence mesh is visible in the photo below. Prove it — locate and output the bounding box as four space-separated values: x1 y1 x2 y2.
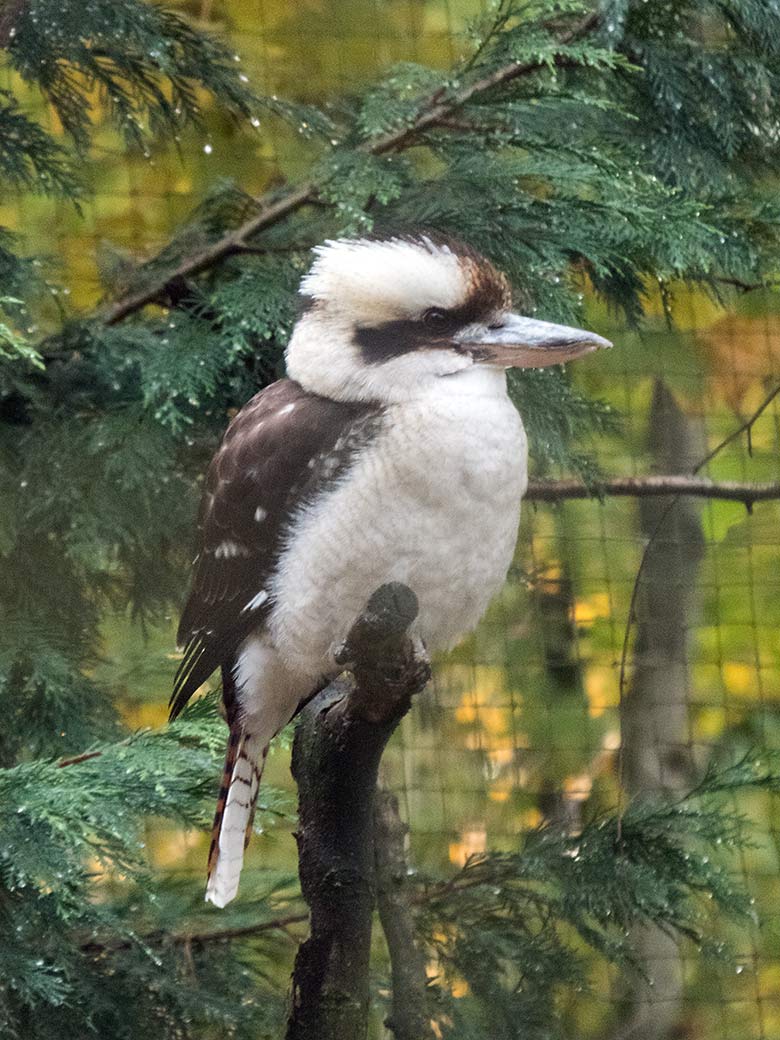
4 2 779 1037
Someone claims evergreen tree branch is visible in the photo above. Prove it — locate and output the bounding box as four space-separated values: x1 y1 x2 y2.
361 12 600 156
85 867 507 953
81 912 311 954
102 182 316 324
100 10 599 325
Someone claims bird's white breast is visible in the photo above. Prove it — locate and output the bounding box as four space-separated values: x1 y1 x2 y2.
267 368 527 679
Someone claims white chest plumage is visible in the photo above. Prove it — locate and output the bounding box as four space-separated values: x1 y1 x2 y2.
267 368 528 679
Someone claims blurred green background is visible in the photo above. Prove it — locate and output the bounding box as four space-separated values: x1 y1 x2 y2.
4 2 780 1037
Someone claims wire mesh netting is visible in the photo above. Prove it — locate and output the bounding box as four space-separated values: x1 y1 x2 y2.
3 2 780 1038
380 293 780 1036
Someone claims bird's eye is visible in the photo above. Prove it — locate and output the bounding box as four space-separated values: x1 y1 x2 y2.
423 307 449 328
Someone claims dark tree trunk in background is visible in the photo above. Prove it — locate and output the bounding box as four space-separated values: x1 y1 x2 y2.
286 583 431 1040
617 379 706 1040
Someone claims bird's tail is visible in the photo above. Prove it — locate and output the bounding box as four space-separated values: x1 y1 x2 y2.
205 726 269 908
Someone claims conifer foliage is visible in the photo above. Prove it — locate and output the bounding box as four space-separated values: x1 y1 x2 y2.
1 1 780 1037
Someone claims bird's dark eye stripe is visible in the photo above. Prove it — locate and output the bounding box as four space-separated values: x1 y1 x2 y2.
355 294 502 364
355 310 464 363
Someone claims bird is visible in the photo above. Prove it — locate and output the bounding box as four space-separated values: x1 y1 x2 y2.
171 233 611 907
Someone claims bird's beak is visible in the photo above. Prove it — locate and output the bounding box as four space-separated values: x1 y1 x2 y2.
455 313 612 368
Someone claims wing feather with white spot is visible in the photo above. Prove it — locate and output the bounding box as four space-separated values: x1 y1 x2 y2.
170 378 382 719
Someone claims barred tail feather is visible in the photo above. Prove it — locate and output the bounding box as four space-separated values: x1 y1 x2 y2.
205 728 268 908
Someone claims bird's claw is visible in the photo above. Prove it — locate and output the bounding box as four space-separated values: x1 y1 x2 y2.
330 632 428 677
331 640 352 668
409 633 428 663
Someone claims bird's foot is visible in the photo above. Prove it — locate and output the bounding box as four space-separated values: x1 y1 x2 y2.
331 633 429 678
330 639 352 669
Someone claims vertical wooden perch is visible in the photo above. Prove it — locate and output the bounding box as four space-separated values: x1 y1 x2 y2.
286 583 432 1040
374 787 436 1040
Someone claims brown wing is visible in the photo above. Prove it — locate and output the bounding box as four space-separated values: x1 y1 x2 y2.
170 378 382 719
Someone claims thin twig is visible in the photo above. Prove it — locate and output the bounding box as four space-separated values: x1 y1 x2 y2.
80 912 310 954
616 382 780 829
57 750 105 768
57 734 136 768
82 868 495 955
168 912 309 945
713 276 780 294
691 385 780 474
459 0 514 77
99 11 599 325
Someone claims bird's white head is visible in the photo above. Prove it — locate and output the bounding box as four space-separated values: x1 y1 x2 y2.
285 234 611 403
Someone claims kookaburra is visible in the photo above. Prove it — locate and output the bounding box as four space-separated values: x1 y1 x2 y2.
171 234 610 907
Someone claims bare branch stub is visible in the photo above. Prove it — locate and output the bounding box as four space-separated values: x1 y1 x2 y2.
286 582 431 1040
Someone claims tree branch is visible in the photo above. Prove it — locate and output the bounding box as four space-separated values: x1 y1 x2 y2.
525 475 780 505
101 182 316 324
99 12 599 325
713 275 780 294
81 872 498 956
374 786 435 1040
286 582 431 1040
79 912 310 955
